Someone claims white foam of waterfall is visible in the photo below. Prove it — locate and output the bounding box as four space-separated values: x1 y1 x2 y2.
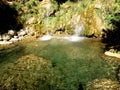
40 3 52 41
40 34 52 41
67 23 85 42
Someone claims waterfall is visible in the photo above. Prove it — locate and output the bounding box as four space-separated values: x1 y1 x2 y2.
40 2 52 41
68 24 85 42
40 2 85 42
74 23 84 36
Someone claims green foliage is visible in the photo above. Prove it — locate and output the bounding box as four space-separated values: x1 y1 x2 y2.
105 1 120 28
5 0 119 37
10 0 40 25
102 1 120 50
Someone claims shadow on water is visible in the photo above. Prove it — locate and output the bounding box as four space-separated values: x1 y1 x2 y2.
0 0 23 34
102 12 120 51
0 44 26 68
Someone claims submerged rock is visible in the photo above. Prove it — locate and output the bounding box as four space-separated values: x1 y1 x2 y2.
0 54 56 90
87 78 120 90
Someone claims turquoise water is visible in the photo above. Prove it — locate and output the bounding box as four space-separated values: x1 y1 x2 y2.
0 38 119 90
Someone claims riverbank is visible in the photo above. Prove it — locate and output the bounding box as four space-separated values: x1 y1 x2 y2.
0 35 36 51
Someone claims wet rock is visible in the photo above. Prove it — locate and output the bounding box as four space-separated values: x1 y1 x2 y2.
0 41 12 44
9 37 19 42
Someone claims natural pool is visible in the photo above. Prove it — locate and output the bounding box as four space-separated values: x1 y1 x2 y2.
0 38 120 90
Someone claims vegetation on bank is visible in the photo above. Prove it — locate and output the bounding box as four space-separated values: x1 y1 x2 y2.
102 5 120 52
2 0 119 37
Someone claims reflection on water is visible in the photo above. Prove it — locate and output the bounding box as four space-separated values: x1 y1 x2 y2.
0 38 119 90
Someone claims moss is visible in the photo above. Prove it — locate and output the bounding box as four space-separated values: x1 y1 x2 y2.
0 54 58 90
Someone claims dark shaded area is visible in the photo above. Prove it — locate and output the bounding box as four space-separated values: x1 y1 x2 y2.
102 12 120 50
55 0 67 4
0 0 23 34
78 83 84 90
55 0 79 4
116 65 120 83
0 85 7 90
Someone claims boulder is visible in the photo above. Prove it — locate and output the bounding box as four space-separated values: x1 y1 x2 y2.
8 30 16 37
17 29 27 37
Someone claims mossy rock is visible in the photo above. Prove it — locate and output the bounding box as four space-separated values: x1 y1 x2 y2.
0 54 57 90
87 78 120 90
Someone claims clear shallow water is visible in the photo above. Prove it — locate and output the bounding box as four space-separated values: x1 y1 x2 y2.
0 38 119 90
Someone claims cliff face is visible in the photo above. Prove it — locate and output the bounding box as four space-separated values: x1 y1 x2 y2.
0 0 120 38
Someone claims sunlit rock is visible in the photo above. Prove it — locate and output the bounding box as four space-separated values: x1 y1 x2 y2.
104 51 120 58
9 37 19 42
8 30 16 37
2 34 11 41
0 41 12 44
